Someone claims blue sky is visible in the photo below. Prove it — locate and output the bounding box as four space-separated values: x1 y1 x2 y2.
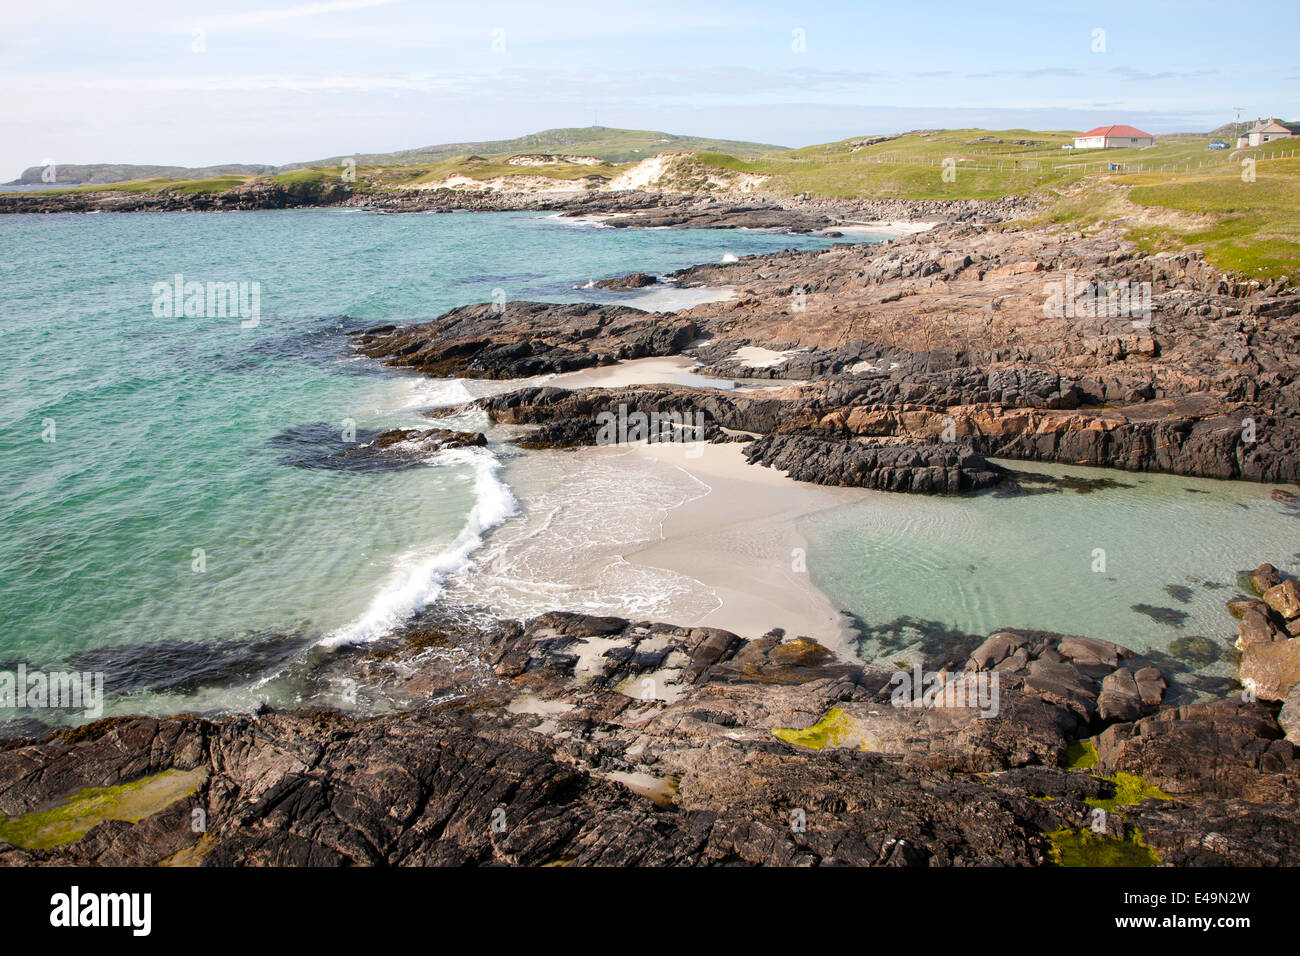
2 0 1297 178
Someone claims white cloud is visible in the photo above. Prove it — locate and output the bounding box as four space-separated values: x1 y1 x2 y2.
196 0 403 30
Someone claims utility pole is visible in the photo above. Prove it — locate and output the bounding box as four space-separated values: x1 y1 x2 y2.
1233 106 1244 143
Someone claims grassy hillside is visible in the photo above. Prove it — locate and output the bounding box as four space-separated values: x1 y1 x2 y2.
684 129 1300 279
24 124 1299 281
365 155 631 188
284 126 788 169
1064 138 1300 279
8 162 273 186
55 175 257 195
14 127 785 185
679 129 1267 199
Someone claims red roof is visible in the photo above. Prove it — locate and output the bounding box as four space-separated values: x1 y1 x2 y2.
1078 125 1154 138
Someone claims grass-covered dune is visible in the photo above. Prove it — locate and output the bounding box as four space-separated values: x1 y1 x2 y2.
282 125 789 169
19 124 1300 280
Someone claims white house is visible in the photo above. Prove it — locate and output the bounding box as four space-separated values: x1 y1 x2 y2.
1072 125 1156 149
1238 118 1300 147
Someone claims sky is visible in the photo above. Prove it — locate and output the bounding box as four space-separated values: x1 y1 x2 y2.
2 0 1298 179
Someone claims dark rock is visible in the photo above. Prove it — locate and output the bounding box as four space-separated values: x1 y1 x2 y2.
350 301 696 379
593 272 657 290
1167 635 1221 666
742 435 1006 493
1098 669 1144 722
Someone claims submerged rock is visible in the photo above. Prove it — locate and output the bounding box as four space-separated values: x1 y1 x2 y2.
272 424 486 471
593 272 657 290
1167 635 1221 666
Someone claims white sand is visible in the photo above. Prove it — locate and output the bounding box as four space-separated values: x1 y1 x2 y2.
545 356 736 390
621 284 735 313
729 345 805 369
620 440 865 655
444 434 863 658
834 220 936 236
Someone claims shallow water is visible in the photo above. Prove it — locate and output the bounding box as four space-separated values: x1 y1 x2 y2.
4 206 1292 722
800 459 1300 679
0 208 862 720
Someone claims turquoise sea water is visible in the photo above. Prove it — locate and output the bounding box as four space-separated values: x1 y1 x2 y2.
801 459 1300 681
0 209 857 717
2 207 1294 721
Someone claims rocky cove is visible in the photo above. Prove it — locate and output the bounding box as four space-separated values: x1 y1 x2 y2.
3 192 1300 867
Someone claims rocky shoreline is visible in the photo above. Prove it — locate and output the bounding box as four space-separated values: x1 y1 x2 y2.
4 191 1298 867
0 180 1033 228
2 560 1298 865
351 213 1300 487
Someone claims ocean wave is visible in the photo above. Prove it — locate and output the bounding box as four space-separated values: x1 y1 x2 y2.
318 446 519 647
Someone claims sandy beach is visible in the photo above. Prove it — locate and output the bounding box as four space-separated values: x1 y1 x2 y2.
544 354 733 389
835 220 936 235
477 356 864 652
620 439 865 655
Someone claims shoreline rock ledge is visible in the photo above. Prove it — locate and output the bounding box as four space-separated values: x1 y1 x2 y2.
1 597 1296 867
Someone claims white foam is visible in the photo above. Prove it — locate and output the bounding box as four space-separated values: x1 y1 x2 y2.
399 377 475 410
319 447 519 647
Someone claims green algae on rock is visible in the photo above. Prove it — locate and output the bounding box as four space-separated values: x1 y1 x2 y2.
1085 772 1173 813
1064 740 1099 770
772 707 869 751
0 767 207 851
1047 825 1161 867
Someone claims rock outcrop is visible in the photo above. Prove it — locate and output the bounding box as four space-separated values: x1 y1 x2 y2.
1 604 1294 867
351 302 697 379
342 217 1300 485
741 434 1005 493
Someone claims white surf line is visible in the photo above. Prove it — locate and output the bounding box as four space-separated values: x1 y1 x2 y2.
317 446 519 648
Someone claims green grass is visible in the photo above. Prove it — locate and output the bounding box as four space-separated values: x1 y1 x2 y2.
271 167 339 186
400 154 630 186
685 128 1088 200
685 130 1269 201
1120 155 1300 278
1027 136 1300 279
56 175 254 195
165 175 252 194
